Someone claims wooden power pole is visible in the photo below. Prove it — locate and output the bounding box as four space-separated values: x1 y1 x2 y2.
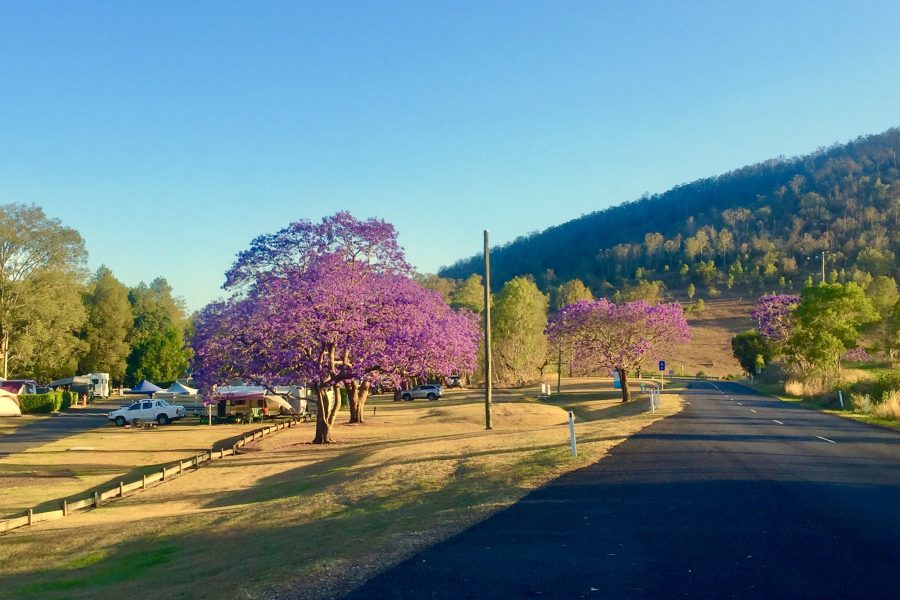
483 230 493 430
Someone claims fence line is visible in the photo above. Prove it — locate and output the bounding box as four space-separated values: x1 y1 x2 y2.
0 418 301 534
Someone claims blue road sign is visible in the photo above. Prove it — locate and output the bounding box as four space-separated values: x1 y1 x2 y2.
658 360 666 371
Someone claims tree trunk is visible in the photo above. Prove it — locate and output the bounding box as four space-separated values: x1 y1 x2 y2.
312 384 340 444
618 368 631 403
348 381 371 424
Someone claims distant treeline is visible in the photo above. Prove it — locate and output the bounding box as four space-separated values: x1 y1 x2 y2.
440 128 900 297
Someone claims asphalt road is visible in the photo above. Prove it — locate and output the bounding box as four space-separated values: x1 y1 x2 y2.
0 404 114 456
345 382 900 599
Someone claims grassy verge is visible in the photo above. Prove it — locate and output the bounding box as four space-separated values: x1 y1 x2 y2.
0 380 682 600
0 417 285 517
738 379 900 432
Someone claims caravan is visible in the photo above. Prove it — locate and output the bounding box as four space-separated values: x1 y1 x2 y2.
49 372 110 399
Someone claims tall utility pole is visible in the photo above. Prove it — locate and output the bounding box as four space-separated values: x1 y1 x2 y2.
483 230 493 430
821 251 826 283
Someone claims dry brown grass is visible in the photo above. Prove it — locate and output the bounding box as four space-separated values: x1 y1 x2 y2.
0 381 682 600
670 297 754 377
873 390 900 420
0 418 271 517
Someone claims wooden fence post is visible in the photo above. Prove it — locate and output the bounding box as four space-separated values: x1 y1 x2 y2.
119 481 124 497
142 474 147 489
162 468 166 482
62 499 68 517
178 461 183 475
93 491 100 507
27 508 33 526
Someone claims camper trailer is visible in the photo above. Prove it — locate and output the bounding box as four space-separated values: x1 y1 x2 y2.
88 373 111 398
49 372 111 399
212 386 305 423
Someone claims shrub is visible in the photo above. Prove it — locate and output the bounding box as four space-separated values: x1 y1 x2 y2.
873 390 900 420
847 373 900 402
19 392 64 414
850 393 871 413
842 348 873 363
60 391 79 409
784 380 805 397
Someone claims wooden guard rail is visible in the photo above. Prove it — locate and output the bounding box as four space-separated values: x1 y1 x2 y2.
0 418 301 534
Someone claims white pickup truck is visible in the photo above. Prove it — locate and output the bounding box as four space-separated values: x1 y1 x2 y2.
108 399 186 426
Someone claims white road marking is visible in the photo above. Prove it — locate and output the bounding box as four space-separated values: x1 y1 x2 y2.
772 420 783 425
737 402 743 406
750 409 757 413
816 435 837 444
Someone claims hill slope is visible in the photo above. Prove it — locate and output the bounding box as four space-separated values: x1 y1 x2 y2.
440 128 900 297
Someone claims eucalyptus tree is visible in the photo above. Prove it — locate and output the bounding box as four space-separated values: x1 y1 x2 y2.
0 203 87 378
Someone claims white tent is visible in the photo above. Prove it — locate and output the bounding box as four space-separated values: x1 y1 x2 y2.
154 381 199 400
165 381 198 396
0 389 21 417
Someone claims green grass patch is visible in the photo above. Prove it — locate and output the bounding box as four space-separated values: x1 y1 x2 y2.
12 545 176 598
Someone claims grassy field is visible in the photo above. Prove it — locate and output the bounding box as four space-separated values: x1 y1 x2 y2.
669 297 753 377
0 380 682 600
0 416 276 518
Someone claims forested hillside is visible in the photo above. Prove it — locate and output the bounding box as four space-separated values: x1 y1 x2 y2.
441 128 900 298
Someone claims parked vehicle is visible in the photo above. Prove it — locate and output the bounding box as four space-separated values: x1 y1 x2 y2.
400 385 443 401
211 385 304 423
447 375 462 388
108 399 186 426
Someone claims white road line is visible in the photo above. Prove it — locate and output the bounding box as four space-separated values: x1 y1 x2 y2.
737 402 743 406
772 420 783 425
750 409 757 413
816 435 837 444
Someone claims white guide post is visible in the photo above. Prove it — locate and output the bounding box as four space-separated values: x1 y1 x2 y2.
568 411 577 457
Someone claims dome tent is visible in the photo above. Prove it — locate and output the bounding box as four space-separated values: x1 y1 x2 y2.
125 380 163 395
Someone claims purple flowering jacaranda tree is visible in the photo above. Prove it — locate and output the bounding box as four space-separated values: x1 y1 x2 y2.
223 211 412 291
193 214 479 443
546 299 691 402
751 294 800 343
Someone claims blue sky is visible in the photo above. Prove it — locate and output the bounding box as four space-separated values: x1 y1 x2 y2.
1 1 898 310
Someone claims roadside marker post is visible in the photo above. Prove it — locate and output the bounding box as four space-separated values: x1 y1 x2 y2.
658 360 666 391
838 390 844 409
568 411 577 457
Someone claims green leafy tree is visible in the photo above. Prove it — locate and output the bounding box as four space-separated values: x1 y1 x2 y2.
125 327 189 385
553 279 593 312
785 283 879 377
731 330 774 375
126 278 190 385
687 283 696 300
491 277 548 386
414 273 456 304
0 204 88 379
450 274 485 313
866 276 900 358
614 280 666 305
79 267 132 382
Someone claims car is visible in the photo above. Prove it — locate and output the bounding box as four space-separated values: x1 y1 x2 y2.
108 399 186 426
400 385 443 401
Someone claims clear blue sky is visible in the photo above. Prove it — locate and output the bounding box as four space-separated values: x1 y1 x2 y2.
1 1 898 311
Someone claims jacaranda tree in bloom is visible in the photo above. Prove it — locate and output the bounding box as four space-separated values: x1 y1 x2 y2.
546 299 691 402
751 294 800 343
193 213 479 443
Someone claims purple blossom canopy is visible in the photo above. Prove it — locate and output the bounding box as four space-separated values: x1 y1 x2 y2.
545 299 691 374
193 252 479 395
752 294 800 343
224 211 412 290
